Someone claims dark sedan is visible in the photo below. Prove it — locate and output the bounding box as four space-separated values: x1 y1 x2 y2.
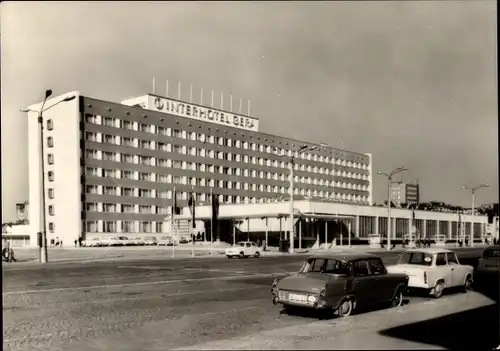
474 245 499 300
271 252 409 317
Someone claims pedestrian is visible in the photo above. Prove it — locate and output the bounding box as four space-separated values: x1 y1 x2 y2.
256 239 261 247
262 240 267 251
78 237 83 247
50 238 55 247
8 248 17 262
74 239 77 248
61 240 63 247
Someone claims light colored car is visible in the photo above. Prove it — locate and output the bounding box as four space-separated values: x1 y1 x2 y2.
132 237 145 246
226 241 261 259
158 236 177 246
82 238 101 247
386 248 474 298
143 236 158 246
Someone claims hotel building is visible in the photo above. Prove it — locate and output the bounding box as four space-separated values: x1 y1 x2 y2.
24 91 487 247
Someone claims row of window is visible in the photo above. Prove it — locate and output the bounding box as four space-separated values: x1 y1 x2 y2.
85 184 370 203
84 146 370 180
84 166 370 192
84 117 369 169
84 220 164 233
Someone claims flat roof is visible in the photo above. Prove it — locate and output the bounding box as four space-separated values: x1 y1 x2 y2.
403 248 453 254
170 212 355 221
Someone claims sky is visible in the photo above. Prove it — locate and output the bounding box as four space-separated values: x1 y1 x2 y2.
1 1 497 222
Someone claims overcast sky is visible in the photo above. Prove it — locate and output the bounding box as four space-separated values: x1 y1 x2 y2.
1 1 497 221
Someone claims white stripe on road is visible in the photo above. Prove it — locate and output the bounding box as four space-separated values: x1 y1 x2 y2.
2 272 288 295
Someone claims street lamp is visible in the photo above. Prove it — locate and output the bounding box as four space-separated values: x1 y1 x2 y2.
377 166 409 251
288 145 316 254
20 91 76 263
462 183 489 247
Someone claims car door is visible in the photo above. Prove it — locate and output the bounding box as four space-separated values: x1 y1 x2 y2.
447 252 462 287
368 258 393 302
251 242 258 255
245 242 253 255
351 259 378 305
435 252 452 287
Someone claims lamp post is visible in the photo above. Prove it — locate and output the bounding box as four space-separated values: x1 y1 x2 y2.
21 91 76 263
288 145 317 254
377 166 409 251
463 183 489 247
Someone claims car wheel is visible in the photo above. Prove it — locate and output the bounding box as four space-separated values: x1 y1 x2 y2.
462 274 473 293
433 281 445 298
254 251 260 258
336 299 353 317
227 255 233 259
239 251 245 258
391 287 404 307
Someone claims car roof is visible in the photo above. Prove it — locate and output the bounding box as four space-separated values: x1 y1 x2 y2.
308 251 379 261
403 248 453 254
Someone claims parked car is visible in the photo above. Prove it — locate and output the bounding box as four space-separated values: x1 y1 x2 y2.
271 252 409 317
158 236 177 246
226 241 261 258
101 237 121 246
386 248 474 298
474 245 499 291
82 238 101 247
143 236 158 246
132 237 145 246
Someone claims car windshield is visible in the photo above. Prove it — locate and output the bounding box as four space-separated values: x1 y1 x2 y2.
238 242 246 247
483 248 500 259
300 258 351 275
399 252 433 266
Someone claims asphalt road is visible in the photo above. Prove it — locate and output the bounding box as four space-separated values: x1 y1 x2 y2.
3 248 493 351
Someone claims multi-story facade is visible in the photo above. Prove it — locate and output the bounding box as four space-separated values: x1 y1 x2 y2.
391 182 420 206
26 91 374 244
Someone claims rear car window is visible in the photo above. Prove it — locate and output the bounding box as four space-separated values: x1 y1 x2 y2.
399 252 433 266
483 248 500 259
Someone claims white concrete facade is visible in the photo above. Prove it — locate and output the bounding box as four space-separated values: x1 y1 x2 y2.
27 91 82 246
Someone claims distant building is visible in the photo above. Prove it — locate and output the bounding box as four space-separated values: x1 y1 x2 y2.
390 182 420 206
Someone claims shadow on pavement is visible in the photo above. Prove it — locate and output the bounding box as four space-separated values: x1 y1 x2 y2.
380 281 500 350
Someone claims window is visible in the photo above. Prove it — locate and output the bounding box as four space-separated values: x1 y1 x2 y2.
122 221 134 233
103 134 116 144
447 252 459 265
122 187 134 197
86 185 98 194
102 152 116 162
353 260 369 276
122 204 135 213
436 253 447 266
122 170 134 180
48 222 55 233
155 222 164 233
103 203 116 212
324 260 351 275
85 132 98 142
103 186 116 196
85 220 98 232
86 203 98 212
47 154 54 165
140 221 152 233
368 259 386 275
122 120 134 130
47 119 54 130
48 205 55 216
48 171 54 182
48 188 55 199
103 221 117 233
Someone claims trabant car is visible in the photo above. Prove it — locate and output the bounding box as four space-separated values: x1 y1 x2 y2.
143 236 158 246
226 241 261 258
386 248 474 298
82 238 102 247
271 252 409 317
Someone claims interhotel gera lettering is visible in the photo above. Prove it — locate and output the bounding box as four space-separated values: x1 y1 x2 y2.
151 96 259 132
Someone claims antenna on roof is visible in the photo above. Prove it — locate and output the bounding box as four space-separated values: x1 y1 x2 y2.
166 79 169 97
152 77 156 94
230 93 233 112
211 90 214 107
247 100 251 116
189 84 193 103
200 87 204 105
220 92 224 110
239 98 242 114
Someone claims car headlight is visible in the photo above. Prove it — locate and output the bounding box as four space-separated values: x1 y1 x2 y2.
308 295 317 303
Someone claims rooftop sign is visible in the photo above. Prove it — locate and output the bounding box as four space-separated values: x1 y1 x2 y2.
121 94 259 132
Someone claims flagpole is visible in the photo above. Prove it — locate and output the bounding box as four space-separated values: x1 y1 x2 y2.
457 210 460 247
191 185 195 258
172 186 176 259
210 188 213 256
